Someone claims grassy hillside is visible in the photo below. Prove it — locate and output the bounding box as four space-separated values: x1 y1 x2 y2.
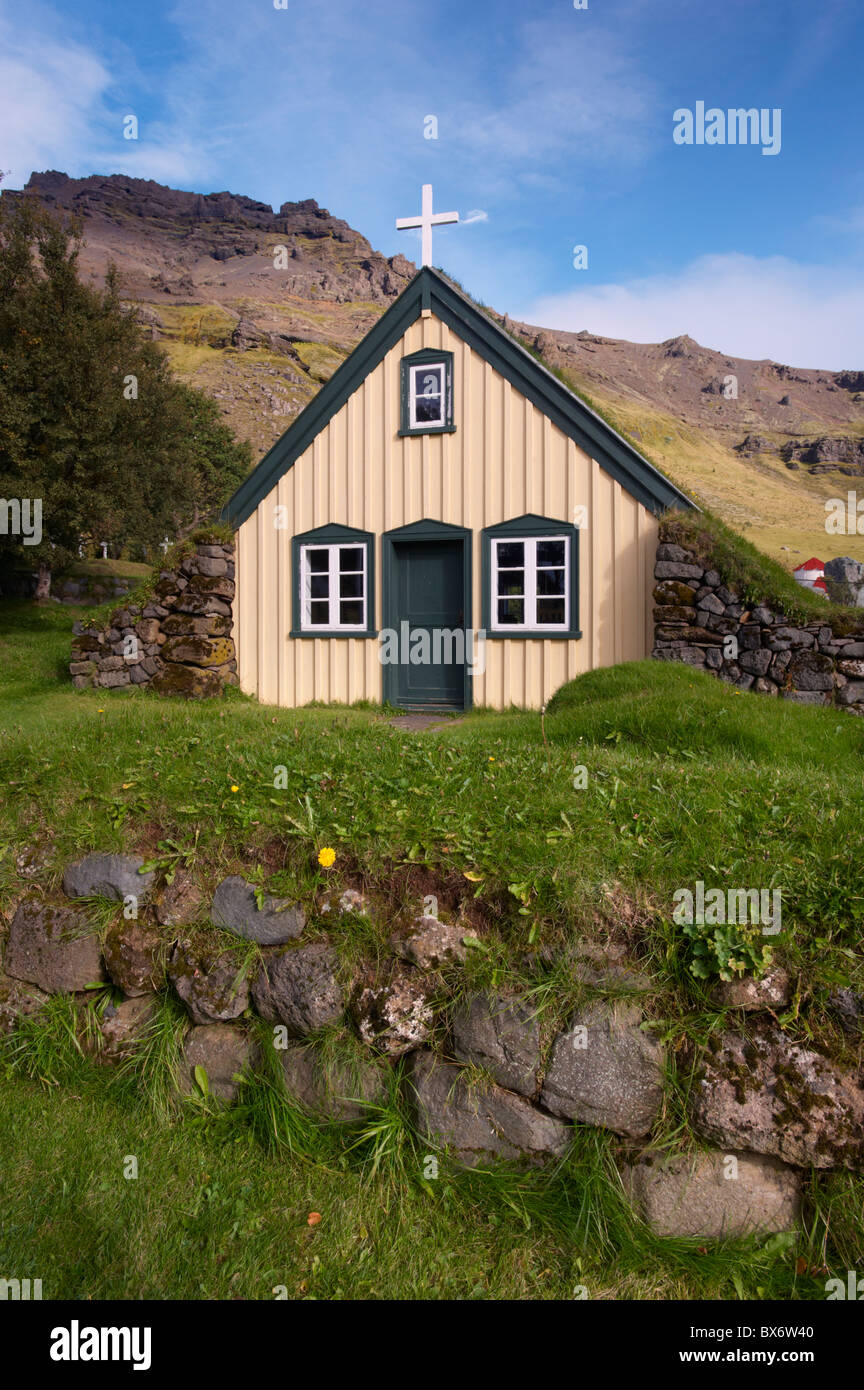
1 603 863 1299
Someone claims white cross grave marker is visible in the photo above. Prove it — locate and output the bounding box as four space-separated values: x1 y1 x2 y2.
160 536 171 555
396 184 458 267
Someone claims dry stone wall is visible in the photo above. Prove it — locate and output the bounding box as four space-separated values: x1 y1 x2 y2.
652 532 864 709
2 850 862 1242
69 540 237 698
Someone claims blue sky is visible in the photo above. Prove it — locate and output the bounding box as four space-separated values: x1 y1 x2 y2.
1 0 862 365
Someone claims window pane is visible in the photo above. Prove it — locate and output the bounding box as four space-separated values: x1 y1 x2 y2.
417 367 442 398
497 572 524 597
497 598 525 625
536 598 566 625
537 567 565 596
412 365 444 425
537 539 566 566
310 574 330 599
339 547 364 573
496 541 524 568
307 548 329 572
309 601 330 625
340 600 364 626
414 394 443 423
339 572 363 599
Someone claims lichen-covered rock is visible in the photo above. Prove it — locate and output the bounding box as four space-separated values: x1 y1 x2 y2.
654 580 698 606
712 966 790 1012
0 970 48 1034
160 635 235 668
252 941 343 1034
97 994 158 1061
623 1149 801 1239
452 993 540 1097
540 1000 664 1138
169 939 250 1024
155 871 205 928
151 663 224 699
211 876 305 945
692 1028 864 1169
185 573 234 601
4 900 106 994
63 853 155 902
828 987 864 1037
161 613 231 638
276 1039 388 1121
654 562 704 581
178 1024 256 1103
103 920 166 996
787 652 835 691
354 969 433 1056
407 1051 571 1168
394 917 468 969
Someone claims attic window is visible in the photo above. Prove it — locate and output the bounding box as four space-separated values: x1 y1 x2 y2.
410 363 444 426
399 349 455 435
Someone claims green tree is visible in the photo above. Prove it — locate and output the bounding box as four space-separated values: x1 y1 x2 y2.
0 195 250 597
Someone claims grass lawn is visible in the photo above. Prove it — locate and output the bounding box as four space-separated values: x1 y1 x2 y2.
1 601 863 1300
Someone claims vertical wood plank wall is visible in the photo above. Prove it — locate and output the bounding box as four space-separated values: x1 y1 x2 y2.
235 314 659 709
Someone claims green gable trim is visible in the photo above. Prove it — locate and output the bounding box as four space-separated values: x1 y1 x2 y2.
428 279 692 518
481 513 581 641
224 288 425 529
224 266 695 529
290 522 377 639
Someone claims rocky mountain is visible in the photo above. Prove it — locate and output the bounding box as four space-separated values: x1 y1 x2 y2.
6 171 864 564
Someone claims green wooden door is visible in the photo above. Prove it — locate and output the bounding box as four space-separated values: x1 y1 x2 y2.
391 540 465 708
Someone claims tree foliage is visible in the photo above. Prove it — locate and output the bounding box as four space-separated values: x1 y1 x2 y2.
0 195 250 591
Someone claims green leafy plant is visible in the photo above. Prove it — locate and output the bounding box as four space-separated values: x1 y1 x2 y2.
682 918 775 981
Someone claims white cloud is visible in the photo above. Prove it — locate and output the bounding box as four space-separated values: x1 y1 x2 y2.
0 5 217 190
462 210 488 225
445 18 658 193
0 22 110 185
518 253 864 369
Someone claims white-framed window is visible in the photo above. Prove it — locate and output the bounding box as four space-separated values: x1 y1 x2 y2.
491 535 569 631
300 542 367 631
409 361 446 428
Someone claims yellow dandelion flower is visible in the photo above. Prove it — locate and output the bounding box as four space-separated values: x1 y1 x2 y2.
230 784 239 793
318 846 336 868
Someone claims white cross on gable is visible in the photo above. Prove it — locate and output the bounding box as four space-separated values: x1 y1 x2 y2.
396 184 459 268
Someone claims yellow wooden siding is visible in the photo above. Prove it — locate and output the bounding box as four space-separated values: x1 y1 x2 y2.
234 313 659 709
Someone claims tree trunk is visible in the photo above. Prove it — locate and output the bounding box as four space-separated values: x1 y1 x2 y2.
34 562 52 602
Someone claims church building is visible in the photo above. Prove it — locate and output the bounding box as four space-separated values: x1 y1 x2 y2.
224 262 693 711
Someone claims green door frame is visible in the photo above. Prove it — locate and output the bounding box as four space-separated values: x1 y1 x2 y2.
381 519 473 711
